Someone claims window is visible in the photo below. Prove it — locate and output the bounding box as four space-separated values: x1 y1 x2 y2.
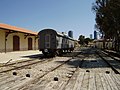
45 34 50 48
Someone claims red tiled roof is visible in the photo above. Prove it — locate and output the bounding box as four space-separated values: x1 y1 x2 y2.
0 23 38 35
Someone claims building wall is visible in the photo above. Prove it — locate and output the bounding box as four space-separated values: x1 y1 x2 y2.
0 30 5 52
95 41 113 49
95 42 103 49
0 29 38 53
36 38 38 50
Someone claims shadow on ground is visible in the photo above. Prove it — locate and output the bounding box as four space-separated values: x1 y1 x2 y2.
21 54 44 59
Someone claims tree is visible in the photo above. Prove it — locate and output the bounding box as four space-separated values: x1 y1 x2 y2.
92 0 120 51
78 35 93 45
84 38 92 45
78 35 85 45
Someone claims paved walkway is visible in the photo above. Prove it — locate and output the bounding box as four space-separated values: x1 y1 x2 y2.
0 50 42 63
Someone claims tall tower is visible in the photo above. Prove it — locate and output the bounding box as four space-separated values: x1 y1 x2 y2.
94 31 97 39
68 31 73 38
90 34 92 39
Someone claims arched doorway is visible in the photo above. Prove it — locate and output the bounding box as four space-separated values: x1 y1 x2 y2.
13 35 20 51
28 37 32 50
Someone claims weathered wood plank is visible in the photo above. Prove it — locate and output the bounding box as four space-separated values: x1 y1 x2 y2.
111 74 120 89
102 73 112 90
0 76 21 87
105 74 119 90
95 73 104 90
88 73 96 90
55 81 66 90
30 80 51 90
99 73 108 90
80 72 89 90
64 69 80 90
43 81 57 90
73 72 84 90
0 75 11 82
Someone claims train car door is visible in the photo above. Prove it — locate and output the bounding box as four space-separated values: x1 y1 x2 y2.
45 34 50 48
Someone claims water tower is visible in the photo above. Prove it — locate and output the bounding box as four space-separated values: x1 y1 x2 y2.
68 31 73 38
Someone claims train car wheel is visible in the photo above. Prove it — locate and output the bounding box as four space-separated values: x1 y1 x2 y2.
42 50 48 56
51 50 57 57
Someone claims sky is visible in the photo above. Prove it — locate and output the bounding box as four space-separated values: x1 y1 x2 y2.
0 0 95 39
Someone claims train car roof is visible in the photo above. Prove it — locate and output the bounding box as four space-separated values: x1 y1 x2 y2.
57 31 75 41
39 29 75 41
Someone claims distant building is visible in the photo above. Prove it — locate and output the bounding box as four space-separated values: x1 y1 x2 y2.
90 34 92 39
94 31 97 39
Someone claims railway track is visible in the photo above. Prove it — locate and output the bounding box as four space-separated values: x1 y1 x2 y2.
12 55 84 90
63 48 120 90
0 47 119 90
104 49 120 58
14 48 90 90
0 57 71 89
0 48 81 74
0 57 55 73
0 55 45 68
102 50 120 63
96 50 120 74
0 51 80 74
0 49 82 90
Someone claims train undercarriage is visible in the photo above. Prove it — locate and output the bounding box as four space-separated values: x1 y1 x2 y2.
41 48 74 57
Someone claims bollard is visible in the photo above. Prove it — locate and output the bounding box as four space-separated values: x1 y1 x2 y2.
13 72 17 75
54 77 58 81
106 71 110 74
26 74 30 77
86 70 90 72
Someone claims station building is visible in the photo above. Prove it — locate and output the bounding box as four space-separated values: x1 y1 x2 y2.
94 39 113 49
0 23 38 53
